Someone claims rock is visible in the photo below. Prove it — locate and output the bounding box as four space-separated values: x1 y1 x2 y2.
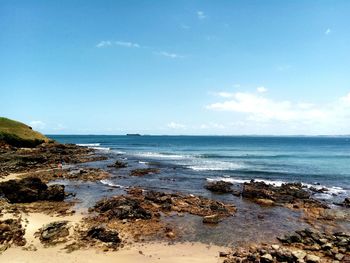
202 214 220 224
37 221 70 244
165 231 175 239
292 250 306 260
342 197 350 207
334 254 344 261
42 184 65 201
205 181 233 194
0 177 65 203
92 196 152 220
275 250 294 262
305 254 320 263
87 227 121 244
107 160 127 169
0 218 26 247
130 168 160 177
219 251 229 257
322 243 333 250
232 190 242 197
271 244 280 250
241 181 321 207
309 187 328 193
260 253 273 263
255 198 275 206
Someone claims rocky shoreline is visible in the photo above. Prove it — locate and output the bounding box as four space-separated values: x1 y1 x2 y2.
0 141 349 262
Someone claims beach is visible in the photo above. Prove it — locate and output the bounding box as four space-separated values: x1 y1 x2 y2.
1 136 349 262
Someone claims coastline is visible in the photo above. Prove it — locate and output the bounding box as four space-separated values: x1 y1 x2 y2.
0 141 349 262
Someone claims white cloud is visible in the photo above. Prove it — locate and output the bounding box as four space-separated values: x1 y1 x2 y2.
340 92 350 104
257 86 268 93
197 11 206 20
199 122 225 129
157 51 184 59
167 122 186 129
325 28 331 35
206 91 337 123
96 40 140 48
29 120 46 130
217 92 234 98
96 41 112 48
115 41 140 48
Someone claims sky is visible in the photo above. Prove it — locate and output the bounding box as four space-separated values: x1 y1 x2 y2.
1 0 350 135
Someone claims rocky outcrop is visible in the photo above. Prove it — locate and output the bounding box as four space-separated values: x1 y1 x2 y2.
36 221 70 245
87 227 121 244
107 160 128 169
0 142 106 177
132 188 236 220
222 228 350 263
0 218 26 247
0 177 65 203
91 196 152 220
130 168 160 177
334 197 350 208
205 181 233 194
241 181 328 208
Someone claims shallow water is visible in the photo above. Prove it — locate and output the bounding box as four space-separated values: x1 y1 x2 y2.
49 135 350 245
50 135 350 199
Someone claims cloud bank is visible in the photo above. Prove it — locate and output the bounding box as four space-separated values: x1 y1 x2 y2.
207 90 350 134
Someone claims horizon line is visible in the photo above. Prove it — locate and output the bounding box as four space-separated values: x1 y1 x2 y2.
46 134 350 137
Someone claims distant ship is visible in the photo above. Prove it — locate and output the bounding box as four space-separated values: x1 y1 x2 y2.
126 134 141 136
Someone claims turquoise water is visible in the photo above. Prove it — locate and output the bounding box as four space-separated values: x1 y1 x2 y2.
50 135 350 200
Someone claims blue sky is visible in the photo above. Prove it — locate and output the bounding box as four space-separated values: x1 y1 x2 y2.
1 0 350 135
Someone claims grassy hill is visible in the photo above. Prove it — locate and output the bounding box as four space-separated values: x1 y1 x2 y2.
0 117 49 147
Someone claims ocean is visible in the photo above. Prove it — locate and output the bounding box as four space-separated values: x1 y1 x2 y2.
47 135 350 245
50 135 350 201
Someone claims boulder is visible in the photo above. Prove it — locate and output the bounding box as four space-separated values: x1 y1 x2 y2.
107 160 127 169
92 196 152 220
87 227 121 244
0 218 26 246
203 214 220 224
0 177 65 203
43 185 65 201
37 221 70 244
205 181 233 194
305 254 320 263
260 254 273 263
130 168 160 177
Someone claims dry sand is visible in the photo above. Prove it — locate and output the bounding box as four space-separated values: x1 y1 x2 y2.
1 242 226 263
1 209 228 263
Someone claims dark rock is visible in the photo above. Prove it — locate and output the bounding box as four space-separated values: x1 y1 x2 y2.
130 168 160 177
107 160 128 169
0 177 65 203
37 221 70 244
232 189 242 197
42 185 65 201
260 253 273 263
92 196 152 220
0 218 26 246
309 186 328 193
219 251 230 257
240 181 329 209
343 197 350 208
145 191 172 204
205 181 233 194
87 227 121 244
203 214 220 224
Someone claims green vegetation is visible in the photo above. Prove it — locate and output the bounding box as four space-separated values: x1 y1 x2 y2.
0 117 49 147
